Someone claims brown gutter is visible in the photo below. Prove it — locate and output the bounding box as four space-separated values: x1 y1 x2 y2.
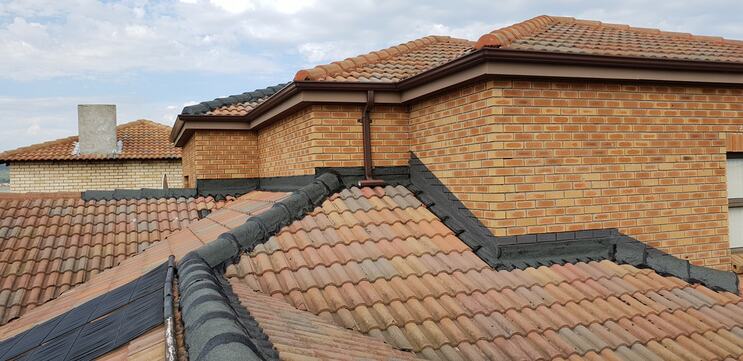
245 48 743 124
172 47 743 145
358 90 384 187
171 115 250 146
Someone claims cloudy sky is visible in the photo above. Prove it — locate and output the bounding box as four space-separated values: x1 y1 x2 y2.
1 0 742 152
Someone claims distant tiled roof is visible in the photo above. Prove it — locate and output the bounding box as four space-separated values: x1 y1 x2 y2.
294 36 474 82
0 190 284 341
0 119 180 162
180 83 289 116
476 15 743 62
0 192 231 326
227 185 743 360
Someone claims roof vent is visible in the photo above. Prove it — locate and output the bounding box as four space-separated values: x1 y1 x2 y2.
77 104 119 155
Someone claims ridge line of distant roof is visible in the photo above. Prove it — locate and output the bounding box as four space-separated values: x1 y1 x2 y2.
476 14 743 49
180 83 290 116
0 119 178 162
293 35 473 81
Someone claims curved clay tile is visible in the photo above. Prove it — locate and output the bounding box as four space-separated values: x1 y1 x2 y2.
293 35 463 81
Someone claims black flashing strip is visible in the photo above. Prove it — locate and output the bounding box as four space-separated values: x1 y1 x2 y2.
197 178 260 199
407 152 739 294
195 166 409 195
407 153 497 253
317 166 410 188
195 172 342 269
0 262 168 361
481 228 740 294
181 83 290 116
177 253 278 361
82 188 198 201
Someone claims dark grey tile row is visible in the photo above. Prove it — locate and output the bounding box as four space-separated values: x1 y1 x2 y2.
177 253 277 361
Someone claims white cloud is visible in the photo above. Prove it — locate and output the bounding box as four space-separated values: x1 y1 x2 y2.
297 41 361 63
209 0 256 14
25 121 41 136
1 0 743 150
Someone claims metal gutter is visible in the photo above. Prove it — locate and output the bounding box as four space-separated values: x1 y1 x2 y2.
172 47 743 145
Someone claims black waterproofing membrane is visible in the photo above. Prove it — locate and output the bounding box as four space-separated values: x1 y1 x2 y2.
0 261 168 361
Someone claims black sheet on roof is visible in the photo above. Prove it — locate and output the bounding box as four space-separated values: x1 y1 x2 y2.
0 261 169 361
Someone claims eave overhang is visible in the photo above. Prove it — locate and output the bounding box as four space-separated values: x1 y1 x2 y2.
172 48 743 146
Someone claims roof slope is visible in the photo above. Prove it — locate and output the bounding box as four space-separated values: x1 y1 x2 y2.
230 280 419 360
227 185 743 360
0 189 285 351
294 35 473 82
0 192 230 326
475 15 743 63
0 120 180 162
180 83 288 117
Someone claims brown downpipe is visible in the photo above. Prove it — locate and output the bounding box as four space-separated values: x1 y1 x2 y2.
358 90 385 188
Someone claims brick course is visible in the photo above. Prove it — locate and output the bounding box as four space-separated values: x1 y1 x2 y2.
9 159 183 192
410 79 743 269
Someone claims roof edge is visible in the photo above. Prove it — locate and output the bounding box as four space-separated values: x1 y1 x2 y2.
171 83 289 144
195 172 342 268
293 35 463 81
475 15 556 49
475 15 743 50
180 83 289 116
177 253 277 361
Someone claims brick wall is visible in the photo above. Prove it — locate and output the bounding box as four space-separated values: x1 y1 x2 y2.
181 130 258 187
9 159 183 192
258 104 409 177
410 79 743 270
184 105 410 180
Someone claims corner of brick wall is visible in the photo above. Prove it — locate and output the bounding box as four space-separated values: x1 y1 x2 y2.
410 78 740 270
181 129 258 185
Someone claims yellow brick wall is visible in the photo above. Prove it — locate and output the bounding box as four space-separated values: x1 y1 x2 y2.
257 107 315 177
183 105 410 180
181 130 258 187
9 159 183 192
258 104 410 177
410 79 743 270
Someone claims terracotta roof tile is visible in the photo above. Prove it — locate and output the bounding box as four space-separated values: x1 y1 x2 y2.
0 119 180 162
476 15 743 63
227 184 743 360
294 36 474 82
180 83 288 117
0 192 233 327
0 190 286 341
229 280 419 360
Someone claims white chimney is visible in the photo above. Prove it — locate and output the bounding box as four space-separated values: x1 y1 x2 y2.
77 104 118 155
